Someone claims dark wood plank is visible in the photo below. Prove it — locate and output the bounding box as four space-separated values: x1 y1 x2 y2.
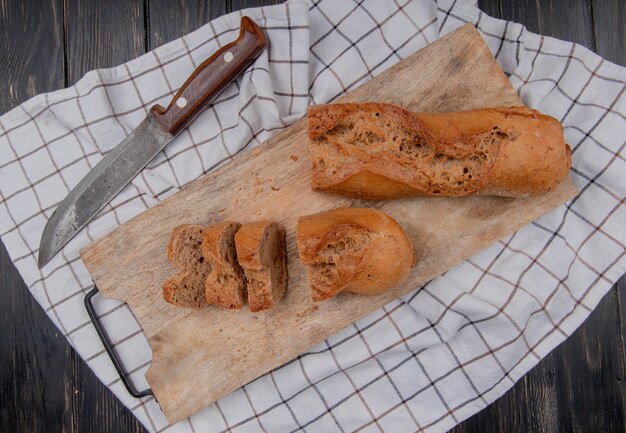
476 0 501 20
0 0 65 104
476 0 613 64
0 1 70 433
499 0 595 50
65 1 149 432
592 0 626 67
592 0 626 66
455 2 625 432
452 289 625 433
1 1 624 432
553 286 625 432
497 0 540 36
71 353 145 433
65 0 146 84
230 0 283 11
616 275 626 396
0 240 73 433
147 0 228 50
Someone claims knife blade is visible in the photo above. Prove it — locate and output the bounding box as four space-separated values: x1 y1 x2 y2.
38 16 267 269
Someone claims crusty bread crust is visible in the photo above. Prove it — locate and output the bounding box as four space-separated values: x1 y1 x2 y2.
203 221 247 310
308 103 571 199
235 221 287 312
296 207 415 301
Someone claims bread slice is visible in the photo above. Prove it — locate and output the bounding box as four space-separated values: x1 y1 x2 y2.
163 225 211 307
234 221 287 312
202 221 247 310
307 103 571 199
296 207 415 301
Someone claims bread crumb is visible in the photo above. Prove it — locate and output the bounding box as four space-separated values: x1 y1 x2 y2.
296 304 319 317
290 155 298 161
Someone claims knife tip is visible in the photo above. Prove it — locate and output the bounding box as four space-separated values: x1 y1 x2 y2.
38 222 55 270
37 249 49 270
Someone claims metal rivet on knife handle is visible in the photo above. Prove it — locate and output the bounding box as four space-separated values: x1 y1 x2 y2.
37 17 267 269
150 16 267 136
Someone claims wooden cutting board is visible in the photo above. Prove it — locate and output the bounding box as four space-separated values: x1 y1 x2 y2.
81 24 578 423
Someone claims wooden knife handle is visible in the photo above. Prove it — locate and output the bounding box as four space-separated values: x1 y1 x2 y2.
150 16 267 135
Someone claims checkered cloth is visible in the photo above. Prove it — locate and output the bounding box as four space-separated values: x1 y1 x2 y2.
1 0 624 431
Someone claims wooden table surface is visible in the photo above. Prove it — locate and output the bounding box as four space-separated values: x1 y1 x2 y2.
0 1 623 432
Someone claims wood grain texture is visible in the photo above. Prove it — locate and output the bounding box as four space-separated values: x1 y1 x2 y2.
0 1 71 433
66 0 145 84
550 285 626 432
452 282 626 433
453 1 626 432
63 1 150 432
231 0 283 9
64 1 150 431
0 0 64 104
532 0 593 51
71 350 145 433
0 241 72 432
617 275 626 386
481 0 601 57
499 0 595 49
592 0 626 66
476 0 501 19
148 0 227 50
0 1 624 432
80 24 578 423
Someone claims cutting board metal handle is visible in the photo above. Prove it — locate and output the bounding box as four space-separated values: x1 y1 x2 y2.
84 286 154 399
150 16 267 135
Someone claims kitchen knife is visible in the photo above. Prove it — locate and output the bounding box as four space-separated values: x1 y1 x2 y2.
38 16 267 269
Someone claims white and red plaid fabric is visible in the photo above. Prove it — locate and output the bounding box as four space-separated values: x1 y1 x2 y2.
1 0 624 432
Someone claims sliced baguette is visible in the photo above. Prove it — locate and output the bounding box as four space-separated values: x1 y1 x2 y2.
235 221 287 312
296 207 415 301
163 225 210 308
203 221 247 310
307 103 572 199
